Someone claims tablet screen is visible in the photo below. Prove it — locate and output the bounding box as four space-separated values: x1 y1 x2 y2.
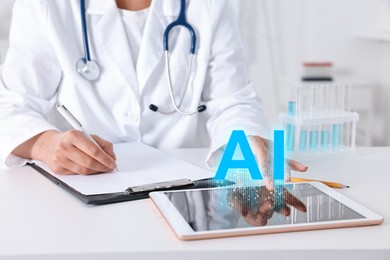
165 183 364 232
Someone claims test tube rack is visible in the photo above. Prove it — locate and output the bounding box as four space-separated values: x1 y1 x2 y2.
279 84 360 160
279 112 359 158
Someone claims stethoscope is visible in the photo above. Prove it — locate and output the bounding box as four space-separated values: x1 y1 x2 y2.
76 0 206 115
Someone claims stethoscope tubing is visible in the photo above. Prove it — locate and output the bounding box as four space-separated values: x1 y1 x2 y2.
80 0 91 62
164 51 196 115
163 0 196 54
77 0 206 114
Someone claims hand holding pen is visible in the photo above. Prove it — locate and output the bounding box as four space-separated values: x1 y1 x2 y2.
37 105 118 175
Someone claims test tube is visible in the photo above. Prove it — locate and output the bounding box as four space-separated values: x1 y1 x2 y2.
286 101 297 151
320 86 331 149
331 85 345 149
309 86 320 150
309 128 319 150
296 86 304 117
332 124 342 148
299 128 308 151
343 122 352 148
345 84 351 113
337 84 346 112
297 86 309 151
343 84 352 148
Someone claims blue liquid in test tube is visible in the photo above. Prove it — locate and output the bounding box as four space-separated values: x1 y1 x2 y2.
309 130 319 150
299 130 307 151
321 129 330 148
332 124 342 148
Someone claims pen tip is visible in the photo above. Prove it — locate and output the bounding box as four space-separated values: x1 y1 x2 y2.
346 185 350 188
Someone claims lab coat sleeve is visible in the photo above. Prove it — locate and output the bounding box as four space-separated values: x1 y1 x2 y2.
0 0 61 168
202 0 270 159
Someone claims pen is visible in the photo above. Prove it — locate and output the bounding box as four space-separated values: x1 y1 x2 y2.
290 177 350 189
56 104 117 170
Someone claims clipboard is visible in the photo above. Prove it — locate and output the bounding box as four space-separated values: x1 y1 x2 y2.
28 142 233 205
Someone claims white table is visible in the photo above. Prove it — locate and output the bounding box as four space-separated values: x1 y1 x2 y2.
1 148 389 260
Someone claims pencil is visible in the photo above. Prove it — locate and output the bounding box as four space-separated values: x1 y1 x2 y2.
290 177 350 189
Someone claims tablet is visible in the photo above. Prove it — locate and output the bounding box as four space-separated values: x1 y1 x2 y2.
149 182 383 240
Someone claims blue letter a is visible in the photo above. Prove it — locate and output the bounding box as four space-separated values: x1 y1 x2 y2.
214 130 262 180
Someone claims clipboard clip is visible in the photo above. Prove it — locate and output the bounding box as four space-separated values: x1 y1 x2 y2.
125 179 195 195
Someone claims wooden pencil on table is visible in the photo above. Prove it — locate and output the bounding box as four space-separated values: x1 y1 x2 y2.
290 177 350 189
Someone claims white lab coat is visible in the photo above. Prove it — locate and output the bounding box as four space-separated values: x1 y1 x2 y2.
0 0 269 167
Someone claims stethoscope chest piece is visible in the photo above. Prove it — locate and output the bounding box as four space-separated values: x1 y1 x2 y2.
77 0 206 115
76 59 101 81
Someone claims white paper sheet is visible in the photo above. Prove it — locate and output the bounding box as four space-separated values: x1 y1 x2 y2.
35 142 213 195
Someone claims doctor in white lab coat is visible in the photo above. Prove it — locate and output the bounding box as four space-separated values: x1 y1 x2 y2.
0 0 307 183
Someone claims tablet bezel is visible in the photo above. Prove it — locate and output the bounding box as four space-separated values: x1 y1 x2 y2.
149 182 384 240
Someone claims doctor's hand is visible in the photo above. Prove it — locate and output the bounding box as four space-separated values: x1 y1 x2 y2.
208 136 308 191
248 136 308 190
228 186 307 226
13 130 117 175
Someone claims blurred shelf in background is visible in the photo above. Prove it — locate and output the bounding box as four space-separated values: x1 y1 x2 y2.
355 31 390 42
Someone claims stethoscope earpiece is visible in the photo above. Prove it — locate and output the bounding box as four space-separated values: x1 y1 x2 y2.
149 104 159 112
197 105 207 113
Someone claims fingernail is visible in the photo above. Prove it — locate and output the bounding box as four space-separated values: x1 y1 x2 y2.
266 180 274 191
110 162 117 169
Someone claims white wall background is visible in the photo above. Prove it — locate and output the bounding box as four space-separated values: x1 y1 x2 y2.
237 0 390 146
0 0 14 38
0 0 14 61
1 0 390 145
